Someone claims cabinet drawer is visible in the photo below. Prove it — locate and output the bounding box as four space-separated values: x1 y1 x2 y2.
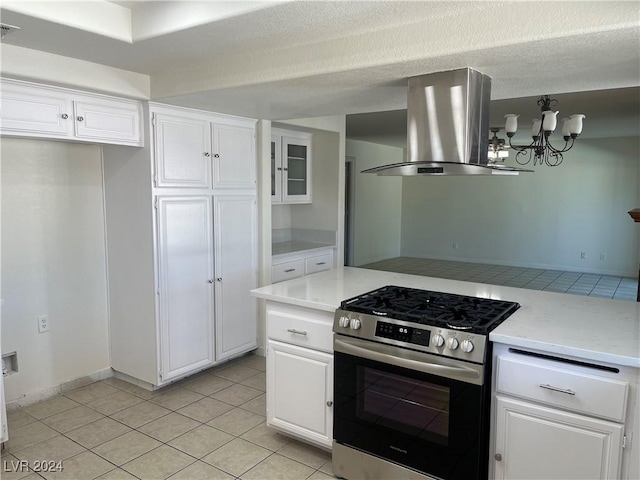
496 356 629 422
272 259 304 283
266 303 333 352
305 252 333 275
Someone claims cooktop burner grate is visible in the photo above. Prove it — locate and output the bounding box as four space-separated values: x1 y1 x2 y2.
340 285 520 334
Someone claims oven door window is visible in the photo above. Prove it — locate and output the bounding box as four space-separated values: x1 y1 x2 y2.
334 351 485 480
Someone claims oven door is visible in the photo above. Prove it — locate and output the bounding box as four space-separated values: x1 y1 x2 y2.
334 335 487 480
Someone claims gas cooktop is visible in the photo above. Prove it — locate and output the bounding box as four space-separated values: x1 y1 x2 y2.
340 285 520 335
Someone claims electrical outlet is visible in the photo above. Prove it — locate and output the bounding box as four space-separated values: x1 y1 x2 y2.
580 252 586 260
452 242 459 250
37 315 49 333
600 253 606 261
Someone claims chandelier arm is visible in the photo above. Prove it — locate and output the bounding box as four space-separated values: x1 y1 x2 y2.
545 137 573 154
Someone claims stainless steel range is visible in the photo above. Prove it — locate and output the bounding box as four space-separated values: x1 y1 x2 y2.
332 285 520 480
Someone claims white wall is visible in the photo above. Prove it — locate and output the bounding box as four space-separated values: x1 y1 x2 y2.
346 139 403 266
401 137 640 277
1 138 111 403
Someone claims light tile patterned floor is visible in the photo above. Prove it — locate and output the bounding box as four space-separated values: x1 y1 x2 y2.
2 354 335 480
362 257 638 302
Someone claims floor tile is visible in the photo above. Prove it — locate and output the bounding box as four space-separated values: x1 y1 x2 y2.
277 439 331 469
64 383 120 404
0 453 34 480
22 396 80 420
240 422 291 451
86 391 144 416
206 408 264 436
65 417 132 449
5 421 60 452
122 445 195 480
149 387 204 411
41 451 114 480
319 460 334 476
201 438 270 477
12 435 85 465
41 405 104 433
176 397 235 423
93 431 162 466
236 355 266 372
109 401 172 429
239 373 266 391
240 393 266 416
137 412 200 443
7 410 37 430
182 375 233 396
211 364 261 383
240 453 314 480
168 425 234 458
167 460 234 480
102 378 160 400
211 384 262 406
307 470 335 479
95 469 139 480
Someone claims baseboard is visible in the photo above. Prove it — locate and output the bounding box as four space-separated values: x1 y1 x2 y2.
254 346 266 357
6 367 113 411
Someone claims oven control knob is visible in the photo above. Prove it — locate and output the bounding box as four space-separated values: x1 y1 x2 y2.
350 318 362 330
446 337 459 350
432 334 445 347
461 339 474 353
339 316 350 328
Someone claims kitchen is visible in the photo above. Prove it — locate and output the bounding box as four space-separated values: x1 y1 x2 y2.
1 1 639 479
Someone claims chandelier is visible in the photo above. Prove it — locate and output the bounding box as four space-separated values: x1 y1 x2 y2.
503 95 585 167
488 127 509 163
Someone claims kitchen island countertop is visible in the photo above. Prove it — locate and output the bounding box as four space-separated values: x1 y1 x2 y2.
251 267 640 367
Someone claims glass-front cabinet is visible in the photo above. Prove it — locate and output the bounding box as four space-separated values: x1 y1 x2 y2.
272 129 312 204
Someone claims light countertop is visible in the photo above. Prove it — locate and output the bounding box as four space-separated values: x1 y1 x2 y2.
272 241 335 258
251 267 640 367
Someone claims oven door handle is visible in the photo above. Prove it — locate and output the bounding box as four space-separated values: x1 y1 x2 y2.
334 338 483 384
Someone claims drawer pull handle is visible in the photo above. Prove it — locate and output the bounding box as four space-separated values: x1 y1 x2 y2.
326 401 333 407
287 328 307 336
316 262 326 265
284 268 296 273
539 384 576 396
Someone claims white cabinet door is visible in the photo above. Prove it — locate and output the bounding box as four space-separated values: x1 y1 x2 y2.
213 195 257 360
494 396 624 480
156 197 215 381
282 136 311 204
0 84 72 136
212 123 255 190
267 339 333 448
271 135 282 204
74 98 141 145
154 114 212 188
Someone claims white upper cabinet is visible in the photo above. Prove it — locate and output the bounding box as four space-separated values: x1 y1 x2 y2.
0 78 142 146
213 124 256 190
152 106 256 192
272 129 312 204
154 113 212 188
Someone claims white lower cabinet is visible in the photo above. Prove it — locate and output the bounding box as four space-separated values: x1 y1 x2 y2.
494 396 624 480
156 197 215 381
265 301 334 449
267 340 333 448
492 345 630 480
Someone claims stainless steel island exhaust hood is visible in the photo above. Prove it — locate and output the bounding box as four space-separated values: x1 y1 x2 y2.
362 68 532 176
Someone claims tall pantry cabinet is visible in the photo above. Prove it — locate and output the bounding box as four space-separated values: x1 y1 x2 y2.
103 103 258 388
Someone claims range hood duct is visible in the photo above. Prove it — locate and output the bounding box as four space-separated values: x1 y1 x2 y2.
362 68 532 176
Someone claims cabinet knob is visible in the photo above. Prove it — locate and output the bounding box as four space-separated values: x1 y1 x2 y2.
208 279 214 284
326 401 333 407
204 152 211 157
214 153 220 158
494 453 502 462
216 277 222 282
77 116 84 122
61 113 69 119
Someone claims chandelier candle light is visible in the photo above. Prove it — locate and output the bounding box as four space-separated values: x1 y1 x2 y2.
504 95 585 167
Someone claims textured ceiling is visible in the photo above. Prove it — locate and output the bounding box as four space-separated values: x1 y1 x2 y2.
1 1 639 121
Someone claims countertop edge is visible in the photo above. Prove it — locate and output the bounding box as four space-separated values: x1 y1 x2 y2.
490 333 640 368
251 291 338 312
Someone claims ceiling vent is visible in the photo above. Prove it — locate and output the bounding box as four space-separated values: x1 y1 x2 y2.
1 23 21 39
